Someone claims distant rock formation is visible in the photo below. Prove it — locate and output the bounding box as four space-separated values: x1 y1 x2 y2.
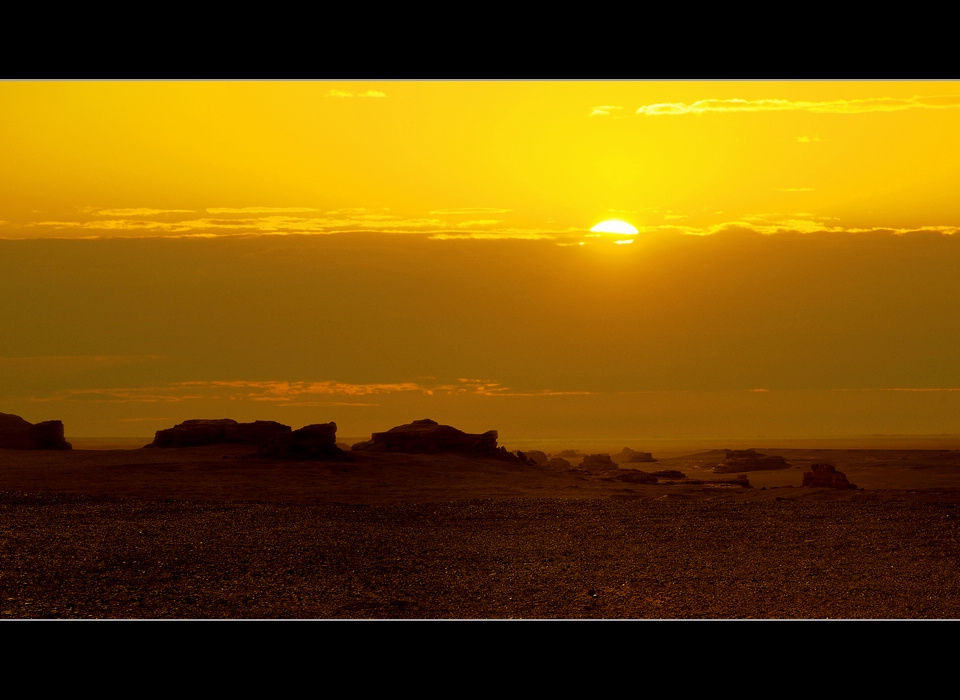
0 412 71 450
258 422 348 461
713 449 790 473
519 450 548 465
352 419 516 461
145 419 291 448
580 454 618 471
651 470 686 480
614 469 659 484
617 447 657 463
802 463 857 489
514 451 541 466
543 457 573 470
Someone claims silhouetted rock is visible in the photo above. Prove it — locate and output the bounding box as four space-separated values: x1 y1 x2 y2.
543 457 573 470
802 463 857 489
258 422 348 461
580 454 617 471
146 419 291 448
514 451 541 466
713 449 790 473
352 419 509 459
0 412 71 450
614 469 658 484
521 450 548 465
617 447 656 463
651 470 686 479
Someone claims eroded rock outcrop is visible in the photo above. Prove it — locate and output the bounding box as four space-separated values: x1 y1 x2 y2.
617 448 656 463
713 449 790 473
518 450 548 465
802 463 857 489
258 422 348 461
146 419 291 448
0 413 71 450
580 454 618 471
614 469 659 484
543 457 573 470
352 419 515 461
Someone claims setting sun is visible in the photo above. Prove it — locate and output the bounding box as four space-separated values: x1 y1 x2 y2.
590 219 638 235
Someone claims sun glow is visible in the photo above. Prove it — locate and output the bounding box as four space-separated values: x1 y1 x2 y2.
590 219 638 235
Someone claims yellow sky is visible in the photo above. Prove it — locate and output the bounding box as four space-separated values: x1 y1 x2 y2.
4 80 960 238
3 81 960 442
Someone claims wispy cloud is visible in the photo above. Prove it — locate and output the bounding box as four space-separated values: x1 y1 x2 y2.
429 232 557 241
589 105 625 117
633 95 960 116
33 377 594 405
206 207 321 214
84 207 195 217
429 208 512 215
325 89 386 98
454 219 503 228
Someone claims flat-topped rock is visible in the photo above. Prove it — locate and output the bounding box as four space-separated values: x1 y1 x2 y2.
580 454 618 471
258 422 348 461
352 419 507 459
146 419 291 448
803 463 857 489
0 412 71 450
713 449 790 473
617 448 657 463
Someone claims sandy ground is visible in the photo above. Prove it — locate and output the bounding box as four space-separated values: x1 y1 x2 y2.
3 444 960 619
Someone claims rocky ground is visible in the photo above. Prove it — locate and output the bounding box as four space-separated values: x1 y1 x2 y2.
3 445 960 619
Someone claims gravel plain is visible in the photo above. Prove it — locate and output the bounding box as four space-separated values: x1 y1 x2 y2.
4 490 960 619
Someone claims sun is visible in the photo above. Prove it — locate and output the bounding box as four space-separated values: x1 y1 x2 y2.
590 219 638 235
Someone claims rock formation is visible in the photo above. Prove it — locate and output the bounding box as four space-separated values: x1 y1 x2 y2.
580 454 618 471
651 470 686 479
258 422 348 461
802 463 857 489
543 457 573 470
514 451 541 466
614 469 659 484
0 412 71 450
713 449 790 473
617 447 656 463
352 419 516 461
145 419 291 448
519 450 548 465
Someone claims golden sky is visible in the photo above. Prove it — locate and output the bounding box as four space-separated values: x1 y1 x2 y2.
3 81 960 443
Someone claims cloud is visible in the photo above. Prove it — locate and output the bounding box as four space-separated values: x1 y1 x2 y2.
84 208 195 217
455 220 503 228
32 377 593 405
206 207 321 214
429 232 557 241
590 105 625 117
429 208 512 215
325 89 386 98
634 95 960 116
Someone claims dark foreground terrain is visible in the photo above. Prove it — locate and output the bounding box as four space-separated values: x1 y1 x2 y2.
3 445 960 618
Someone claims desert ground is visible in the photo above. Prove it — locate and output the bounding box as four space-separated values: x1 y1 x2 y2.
3 442 960 619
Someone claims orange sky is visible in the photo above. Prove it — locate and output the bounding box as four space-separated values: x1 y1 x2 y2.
3 80 960 444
